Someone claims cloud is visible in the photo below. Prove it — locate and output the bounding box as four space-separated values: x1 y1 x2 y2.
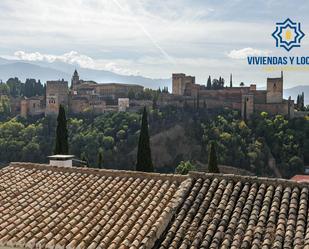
0 0 308 87
227 48 271 59
13 51 140 76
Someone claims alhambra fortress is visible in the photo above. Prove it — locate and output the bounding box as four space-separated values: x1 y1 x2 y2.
172 72 295 119
17 70 297 119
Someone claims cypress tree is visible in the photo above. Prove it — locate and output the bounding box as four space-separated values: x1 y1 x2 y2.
207 76 211 89
230 73 233 87
208 141 219 173
54 105 69 154
97 149 104 169
243 97 247 122
136 107 153 172
302 92 305 110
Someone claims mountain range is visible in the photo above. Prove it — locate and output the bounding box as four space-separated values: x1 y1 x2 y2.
0 57 171 89
0 57 307 104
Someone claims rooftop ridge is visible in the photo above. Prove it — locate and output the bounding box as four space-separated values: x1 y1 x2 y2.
189 171 309 188
9 162 187 183
8 163 309 188
141 178 193 248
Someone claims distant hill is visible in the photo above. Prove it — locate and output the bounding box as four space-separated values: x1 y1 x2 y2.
284 85 309 105
0 57 171 89
0 62 70 83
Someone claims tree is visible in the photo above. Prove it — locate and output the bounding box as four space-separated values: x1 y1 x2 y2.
219 77 224 88
243 98 247 122
207 76 212 89
208 141 219 173
287 156 304 177
136 107 153 172
176 161 196 175
97 148 104 169
230 74 233 88
54 105 69 154
152 96 158 110
301 92 305 110
0 83 10 95
7 77 22 97
212 79 219 89
103 136 115 150
0 96 11 118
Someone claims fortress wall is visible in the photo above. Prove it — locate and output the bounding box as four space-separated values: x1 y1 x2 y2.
198 88 251 103
255 102 290 116
254 91 267 104
70 98 89 113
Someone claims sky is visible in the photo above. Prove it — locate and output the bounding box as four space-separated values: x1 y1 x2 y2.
0 0 309 88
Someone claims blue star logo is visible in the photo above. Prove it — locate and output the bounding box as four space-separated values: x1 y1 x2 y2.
272 18 305 52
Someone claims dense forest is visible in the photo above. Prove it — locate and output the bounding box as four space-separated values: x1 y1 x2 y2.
0 78 45 97
0 105 308 178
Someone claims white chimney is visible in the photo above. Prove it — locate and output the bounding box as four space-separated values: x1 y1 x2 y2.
48 155 75 167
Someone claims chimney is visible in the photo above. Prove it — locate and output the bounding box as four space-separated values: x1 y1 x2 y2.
48 155 75 167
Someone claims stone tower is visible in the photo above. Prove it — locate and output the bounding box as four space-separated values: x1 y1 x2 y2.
241 94 254 120
71 70 80 91
172 73 195 95
266 71 283 104
45 79 69 115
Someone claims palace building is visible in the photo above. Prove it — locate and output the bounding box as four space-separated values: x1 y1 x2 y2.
38 70 144 115
172 72 294 119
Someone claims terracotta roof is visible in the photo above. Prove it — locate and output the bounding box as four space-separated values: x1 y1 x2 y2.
2 164 309 249
159 172 309 249
0 163 188 249
291 175 309 183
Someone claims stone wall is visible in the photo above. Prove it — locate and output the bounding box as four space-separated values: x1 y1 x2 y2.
20 97 44 117
255 100 293 117
95 83 143 97
70 97 89 113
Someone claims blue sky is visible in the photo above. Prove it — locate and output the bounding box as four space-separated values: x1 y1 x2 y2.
0 0 309 87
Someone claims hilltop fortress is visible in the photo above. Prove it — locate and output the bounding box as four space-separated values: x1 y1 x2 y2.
18 70 296 119
172 72 295 119
20 70 143 117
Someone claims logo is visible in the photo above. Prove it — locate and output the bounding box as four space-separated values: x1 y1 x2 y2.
272 18 305 52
